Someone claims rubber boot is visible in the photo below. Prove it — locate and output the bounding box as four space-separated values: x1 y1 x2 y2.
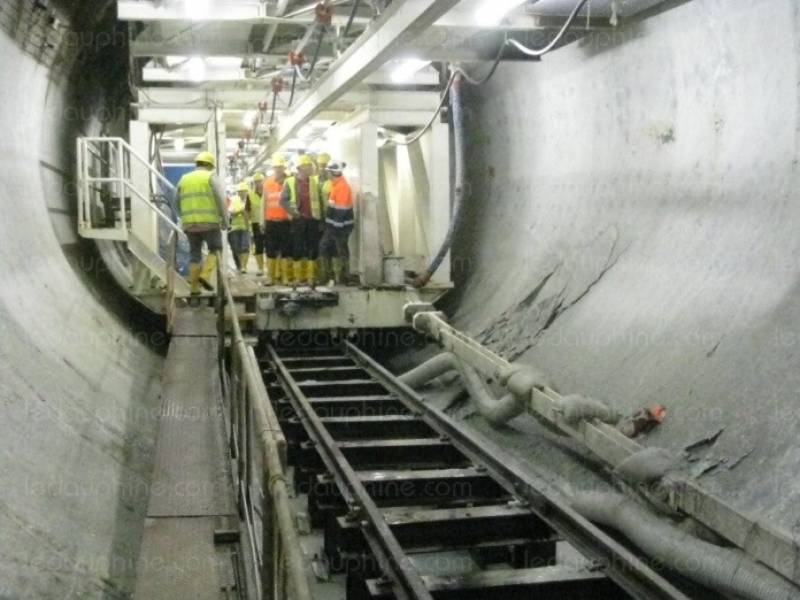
199 253 218 291
266 257 277 285
332 257 343 285
316 257 326 286
292 260 304 287
239 253 249 274
189 263 202 295
306 259 317 288
255 253 265 276
281 258 292 286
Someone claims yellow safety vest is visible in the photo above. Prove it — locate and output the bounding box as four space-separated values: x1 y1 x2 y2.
228 195 248 231
286 175 323 220
177 169 219 225
248 189 263 224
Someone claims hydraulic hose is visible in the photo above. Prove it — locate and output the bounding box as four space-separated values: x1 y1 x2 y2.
572 492 800 600
399 352 529 427
413 72 465 288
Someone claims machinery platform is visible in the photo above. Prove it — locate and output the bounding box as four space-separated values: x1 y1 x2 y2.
134 307 241 599
180 272 450 331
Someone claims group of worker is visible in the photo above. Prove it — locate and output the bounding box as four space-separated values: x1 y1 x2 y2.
176 150 354 297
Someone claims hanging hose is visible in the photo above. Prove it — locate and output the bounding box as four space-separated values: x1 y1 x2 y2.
572 492 800 600
412 72 464 288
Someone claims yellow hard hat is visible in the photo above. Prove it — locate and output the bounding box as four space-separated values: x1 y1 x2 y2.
236 182 250 192
253 171 265 181
194 151 215 167
297 154 314 167
317 152 331 166
272 153 287 168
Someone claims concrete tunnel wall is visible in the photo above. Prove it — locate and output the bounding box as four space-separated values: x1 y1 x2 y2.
0 3 163 598
447 0 800 532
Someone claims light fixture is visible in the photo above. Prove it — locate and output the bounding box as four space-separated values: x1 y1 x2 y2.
186 57 206 82
185 0 212 19
474 0 526 26
173 137 185 152
390 59 430 84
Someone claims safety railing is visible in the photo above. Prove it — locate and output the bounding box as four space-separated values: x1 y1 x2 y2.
217 261 312 600
76 136 180 240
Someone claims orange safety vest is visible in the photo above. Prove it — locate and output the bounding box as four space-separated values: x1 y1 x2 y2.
263 176 288 221
327 176 353 209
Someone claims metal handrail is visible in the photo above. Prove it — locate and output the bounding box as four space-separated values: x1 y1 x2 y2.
82 136 176 194
217 265 312 600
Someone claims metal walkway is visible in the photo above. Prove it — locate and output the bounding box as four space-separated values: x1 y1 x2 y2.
134 307 242 599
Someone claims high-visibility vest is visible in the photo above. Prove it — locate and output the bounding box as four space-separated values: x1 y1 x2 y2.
228 195 248 231
264 176 288 221
177 169 219 225
325 176 354 228
248 189 263 225
285 175 323 220
328 176 353 209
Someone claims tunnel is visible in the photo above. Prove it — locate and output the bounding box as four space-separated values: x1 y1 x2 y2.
2 0 799 598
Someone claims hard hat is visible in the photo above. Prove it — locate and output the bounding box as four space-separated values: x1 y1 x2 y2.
271 153 287 168
253 171 265 181
317 152 331 166
326 161 344 174
236 182 250 192
297 154 314 167
195 151 215 167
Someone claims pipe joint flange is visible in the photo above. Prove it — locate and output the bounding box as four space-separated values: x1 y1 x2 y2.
500 365 552 399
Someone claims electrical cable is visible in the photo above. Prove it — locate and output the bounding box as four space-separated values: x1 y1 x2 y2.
343 0 360 37
269 89 278 126
385 70 456 146
287 67 298 108
453 31 508 86
506 0 591 58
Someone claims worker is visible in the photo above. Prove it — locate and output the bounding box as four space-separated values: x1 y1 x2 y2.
316 152 331 180
263 154 292 285
313 152 333 283
176 151 229 298
228 182 251 274
249 172 266 275
318 161 354 285
280 154 324 287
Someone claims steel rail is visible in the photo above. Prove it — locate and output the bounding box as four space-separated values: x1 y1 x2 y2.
266 344 434 600
343 341 692 600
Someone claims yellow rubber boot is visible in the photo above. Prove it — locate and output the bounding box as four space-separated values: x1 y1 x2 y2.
255 253 265 276
199 253 218 290
332 257 343 285
292 260 304 286
281 258 292 285
315 257 326 285
189 263 202 294
266 258 277 283
306 259 316 287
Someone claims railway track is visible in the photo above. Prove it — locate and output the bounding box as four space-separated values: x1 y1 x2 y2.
259 340 692 600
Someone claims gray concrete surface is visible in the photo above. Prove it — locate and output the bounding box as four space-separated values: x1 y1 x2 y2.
0 4 164 598
442 0 800 534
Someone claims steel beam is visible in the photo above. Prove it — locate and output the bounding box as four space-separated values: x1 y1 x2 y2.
271 0 462 155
